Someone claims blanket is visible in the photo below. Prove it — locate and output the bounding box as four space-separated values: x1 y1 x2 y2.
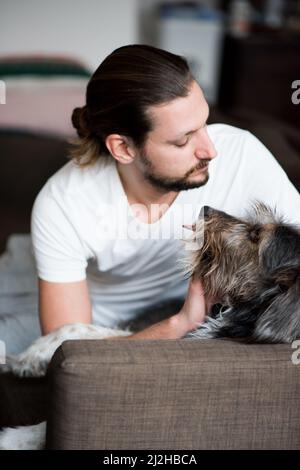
0 235 40 355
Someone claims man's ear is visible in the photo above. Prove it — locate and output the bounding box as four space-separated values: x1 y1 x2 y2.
105 134 136 164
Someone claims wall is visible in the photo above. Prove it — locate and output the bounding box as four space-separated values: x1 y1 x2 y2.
0 0 139 71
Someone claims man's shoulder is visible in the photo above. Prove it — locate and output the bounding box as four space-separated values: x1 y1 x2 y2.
42 156 115 199
207 122 249 140
207 123 260 165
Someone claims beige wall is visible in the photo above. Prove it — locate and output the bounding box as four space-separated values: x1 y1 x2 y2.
0 0 139 71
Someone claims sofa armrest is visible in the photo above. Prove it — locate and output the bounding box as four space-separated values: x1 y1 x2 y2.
45 339 300 450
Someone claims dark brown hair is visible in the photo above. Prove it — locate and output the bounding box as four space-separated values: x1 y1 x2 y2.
70 44 194 166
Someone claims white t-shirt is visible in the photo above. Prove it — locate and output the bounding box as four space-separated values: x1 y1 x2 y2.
31 124 300 327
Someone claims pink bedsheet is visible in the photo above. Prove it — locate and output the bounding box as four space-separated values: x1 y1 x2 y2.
0 77 87 137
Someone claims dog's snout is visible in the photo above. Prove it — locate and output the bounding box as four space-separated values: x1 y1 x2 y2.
200 206 238 222
203 206 211 217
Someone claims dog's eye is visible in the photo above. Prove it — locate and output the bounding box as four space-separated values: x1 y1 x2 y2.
248 226 261 243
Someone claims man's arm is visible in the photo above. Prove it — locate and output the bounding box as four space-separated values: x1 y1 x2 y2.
39 278 92 335
109 277 211 340
39 277 208 339
119 313 198 340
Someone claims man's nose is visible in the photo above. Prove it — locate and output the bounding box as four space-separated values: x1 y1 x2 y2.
195 128 217 160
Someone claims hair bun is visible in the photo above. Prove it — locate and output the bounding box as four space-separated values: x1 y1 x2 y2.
71 106 91 139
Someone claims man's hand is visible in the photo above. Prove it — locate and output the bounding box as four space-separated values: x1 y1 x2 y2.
114 276 214 341
176 277 214 333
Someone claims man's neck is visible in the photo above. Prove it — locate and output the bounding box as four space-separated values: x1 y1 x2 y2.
116 161 179 224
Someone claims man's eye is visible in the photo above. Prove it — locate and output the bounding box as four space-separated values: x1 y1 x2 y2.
174 140 188 148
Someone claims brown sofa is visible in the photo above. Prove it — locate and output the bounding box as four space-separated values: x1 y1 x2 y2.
45 338 300 450
1 110 300 449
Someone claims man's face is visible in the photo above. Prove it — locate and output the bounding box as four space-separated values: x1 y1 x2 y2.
136 80 217 191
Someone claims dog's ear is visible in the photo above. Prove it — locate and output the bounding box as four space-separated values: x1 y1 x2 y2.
261 225 300 278
271 264 300 291
253 273 300 343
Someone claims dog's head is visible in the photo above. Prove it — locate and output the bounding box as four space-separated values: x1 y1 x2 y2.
184 202 300 342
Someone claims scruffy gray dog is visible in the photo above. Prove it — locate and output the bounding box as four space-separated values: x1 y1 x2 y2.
1 201 300 449
187 202 300 344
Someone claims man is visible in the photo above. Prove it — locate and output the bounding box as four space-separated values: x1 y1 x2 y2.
30 44 300 341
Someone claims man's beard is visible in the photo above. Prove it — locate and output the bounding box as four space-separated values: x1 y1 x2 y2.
139 152 210 192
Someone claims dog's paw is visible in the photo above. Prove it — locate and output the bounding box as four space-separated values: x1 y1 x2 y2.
5 354 48 378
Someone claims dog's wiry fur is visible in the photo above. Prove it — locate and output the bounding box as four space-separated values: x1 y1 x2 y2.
2 324 131 378
184 202 300 344
1 201 300 449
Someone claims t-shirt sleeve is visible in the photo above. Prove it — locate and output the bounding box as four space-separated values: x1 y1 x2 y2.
239 131 300 226
30 188 88 282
